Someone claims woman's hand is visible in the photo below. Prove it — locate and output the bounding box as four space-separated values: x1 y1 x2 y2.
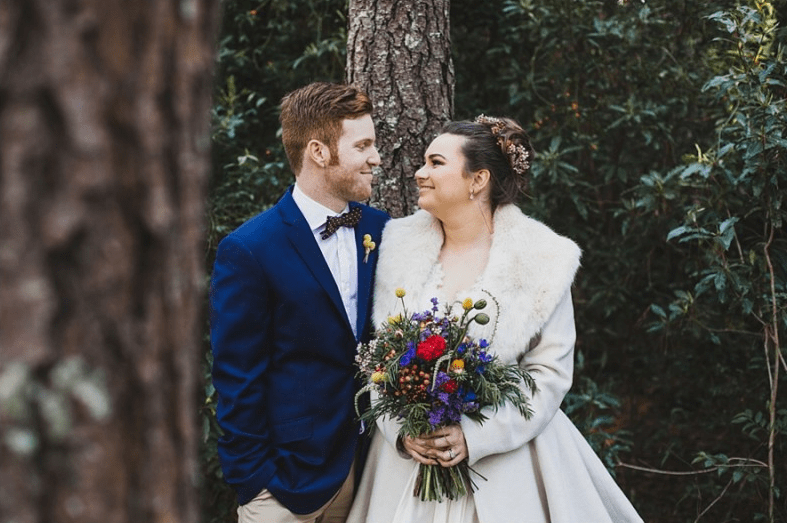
401 425 468 468
400 434 438 466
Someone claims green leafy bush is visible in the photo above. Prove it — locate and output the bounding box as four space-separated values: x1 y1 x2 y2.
635 4 786 520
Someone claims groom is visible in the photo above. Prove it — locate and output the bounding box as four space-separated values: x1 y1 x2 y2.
210 82 389 522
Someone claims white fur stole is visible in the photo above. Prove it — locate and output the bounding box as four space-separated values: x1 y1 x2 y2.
372 205 581 363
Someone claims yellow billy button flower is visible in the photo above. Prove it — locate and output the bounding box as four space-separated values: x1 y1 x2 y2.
395 288 406 298
462 298 474 311
362 234 376 263
388 313 403 324
371 371 387 384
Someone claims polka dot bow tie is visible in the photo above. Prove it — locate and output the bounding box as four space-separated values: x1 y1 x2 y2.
320 207 362 239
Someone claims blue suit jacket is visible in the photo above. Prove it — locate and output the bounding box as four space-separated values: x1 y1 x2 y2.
209 188 389 513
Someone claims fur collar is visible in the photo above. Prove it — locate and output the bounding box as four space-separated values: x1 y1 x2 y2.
372 205 581 362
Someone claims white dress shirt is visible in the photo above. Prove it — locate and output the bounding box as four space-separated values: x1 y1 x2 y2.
292 184 359 338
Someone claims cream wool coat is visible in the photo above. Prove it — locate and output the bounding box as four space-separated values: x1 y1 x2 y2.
348 205 643 523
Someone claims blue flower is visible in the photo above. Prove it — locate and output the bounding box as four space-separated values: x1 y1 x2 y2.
428 405 446 428
400 342 416 366
412 311 429 322
462 401 479 413
462 389 477 402
475 352 492 375
431 297 439 313
433 371 450 389
478 339 489 349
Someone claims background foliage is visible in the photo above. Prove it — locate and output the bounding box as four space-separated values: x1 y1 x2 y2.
202 1 786 521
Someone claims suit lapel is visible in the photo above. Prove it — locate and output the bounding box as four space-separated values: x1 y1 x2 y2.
353 202 376 338
278 190 353 333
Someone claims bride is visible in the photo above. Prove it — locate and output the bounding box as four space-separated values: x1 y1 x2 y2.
347 116 643 522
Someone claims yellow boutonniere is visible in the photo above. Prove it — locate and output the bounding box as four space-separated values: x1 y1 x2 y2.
362 234 376 263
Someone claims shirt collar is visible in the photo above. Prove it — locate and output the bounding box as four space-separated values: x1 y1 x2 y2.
292 183 350 233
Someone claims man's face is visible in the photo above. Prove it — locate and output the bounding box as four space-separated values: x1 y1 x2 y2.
323 114 381 203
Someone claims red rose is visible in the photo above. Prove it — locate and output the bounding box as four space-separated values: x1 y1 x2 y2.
443 379 458 393
416 335 447 361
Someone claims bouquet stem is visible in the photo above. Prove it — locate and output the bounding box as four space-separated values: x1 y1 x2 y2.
413 461 485 502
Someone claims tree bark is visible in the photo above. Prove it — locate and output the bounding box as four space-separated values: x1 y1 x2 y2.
0 1 218 522
347 0 454 218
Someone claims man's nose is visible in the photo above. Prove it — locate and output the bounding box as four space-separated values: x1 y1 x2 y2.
368 146 381 166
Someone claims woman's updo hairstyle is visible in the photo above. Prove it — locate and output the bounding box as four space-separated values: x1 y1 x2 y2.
440 115 533 210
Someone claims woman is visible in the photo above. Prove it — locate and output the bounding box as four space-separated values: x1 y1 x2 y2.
348 116 642 522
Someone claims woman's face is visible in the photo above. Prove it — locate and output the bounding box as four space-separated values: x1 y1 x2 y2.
414 133 473 218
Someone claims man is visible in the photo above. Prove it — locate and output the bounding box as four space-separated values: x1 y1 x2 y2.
210 82 389 523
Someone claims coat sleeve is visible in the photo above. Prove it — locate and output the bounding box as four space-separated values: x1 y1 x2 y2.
462 290 576 466
210 235 276 490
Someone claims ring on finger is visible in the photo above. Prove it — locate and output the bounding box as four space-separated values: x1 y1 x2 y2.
448 448 455 460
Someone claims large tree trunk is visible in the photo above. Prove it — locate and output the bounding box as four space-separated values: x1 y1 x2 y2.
0 1 218 522
347 0 454 218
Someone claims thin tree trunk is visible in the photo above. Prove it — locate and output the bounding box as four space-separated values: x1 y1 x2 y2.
0 1 218 522
347 0 454 218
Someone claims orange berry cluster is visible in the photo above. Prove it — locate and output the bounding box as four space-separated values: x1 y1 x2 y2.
394 363 431 402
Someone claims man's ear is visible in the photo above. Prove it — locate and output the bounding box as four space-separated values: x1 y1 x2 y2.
306 139 331 168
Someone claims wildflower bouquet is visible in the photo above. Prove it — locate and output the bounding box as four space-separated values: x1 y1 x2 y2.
355 289 536 502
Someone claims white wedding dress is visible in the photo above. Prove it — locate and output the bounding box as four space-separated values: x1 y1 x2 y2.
389 468 479 523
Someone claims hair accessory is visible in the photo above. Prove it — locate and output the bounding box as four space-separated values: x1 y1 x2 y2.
475 114 531 175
